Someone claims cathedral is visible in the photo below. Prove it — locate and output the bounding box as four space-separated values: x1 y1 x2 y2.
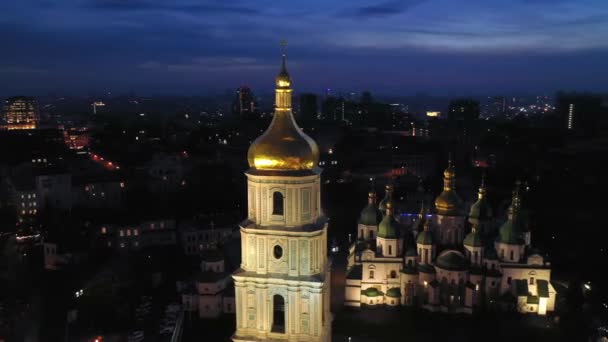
232 50 331 341
345 160 557 315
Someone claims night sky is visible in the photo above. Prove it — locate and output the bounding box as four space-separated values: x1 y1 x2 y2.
1 0 607 96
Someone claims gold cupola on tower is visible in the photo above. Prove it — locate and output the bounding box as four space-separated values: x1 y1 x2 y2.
247 48 319 171
434 156 463 216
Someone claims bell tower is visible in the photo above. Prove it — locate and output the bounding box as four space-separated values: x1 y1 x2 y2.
232 45 331 342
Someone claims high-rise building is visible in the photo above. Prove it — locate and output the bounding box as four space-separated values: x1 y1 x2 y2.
447 98 480 121
321 95 342 122
232 51 331 341
556 92 603 134
299 93 318 121
493 96 506 116
232 86 257 119
2 96 39 130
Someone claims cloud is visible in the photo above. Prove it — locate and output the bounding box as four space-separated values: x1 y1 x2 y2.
88 0 260 14
138 57 276 73
350 0 428 18
0 66 49 75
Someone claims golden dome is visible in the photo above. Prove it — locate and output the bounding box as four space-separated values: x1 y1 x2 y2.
247 52 319 171
435 157 462 216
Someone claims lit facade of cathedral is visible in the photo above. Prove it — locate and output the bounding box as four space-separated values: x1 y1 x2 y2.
232 51 331 341
346 161 556 315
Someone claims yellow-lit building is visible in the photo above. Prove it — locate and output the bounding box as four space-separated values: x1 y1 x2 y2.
232 51 331 341
2 96 39 130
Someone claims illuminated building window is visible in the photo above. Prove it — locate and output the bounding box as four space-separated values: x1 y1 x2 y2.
133 229 138 236
101 227 107 234
120 242 125 248
119 230 124 237
127 229 131 236
134 241 139 247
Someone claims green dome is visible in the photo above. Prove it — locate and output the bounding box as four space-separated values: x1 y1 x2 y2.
361 287 383 297
416 231 433 245
435 250 467 271
498 182 525 245
386 287 401 298
497 219 524 245
468 198 493 223
359 203 382 226
378 204 399 239
463 231 483 247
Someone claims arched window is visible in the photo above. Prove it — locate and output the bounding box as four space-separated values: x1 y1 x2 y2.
510 250 514 261
272 192 284 216
272 295 285 333
390 270 397 278
369 270 375 279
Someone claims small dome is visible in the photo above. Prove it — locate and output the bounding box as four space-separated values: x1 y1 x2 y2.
416 230 434 245
469 176 493 223
359 203 382 226
378 202 399 239
497 182 525 245
435 191 462 216
469 198 493 222
463 231 483 247
435 250 467 271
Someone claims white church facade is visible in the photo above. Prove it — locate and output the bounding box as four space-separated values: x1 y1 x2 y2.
346 162 556 316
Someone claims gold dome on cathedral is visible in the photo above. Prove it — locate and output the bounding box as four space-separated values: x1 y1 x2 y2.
434 157 462 216
247 53 320 171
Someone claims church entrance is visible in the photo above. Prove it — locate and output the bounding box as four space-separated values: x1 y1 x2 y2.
272 295 286 333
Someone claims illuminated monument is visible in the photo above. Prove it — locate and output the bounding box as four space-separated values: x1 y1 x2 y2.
232 44 331 342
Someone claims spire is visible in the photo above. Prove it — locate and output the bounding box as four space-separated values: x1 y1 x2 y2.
368 190 376 205
478 172 487 199
443 154 456 191
379 182 394 214
423 216 431 232
418 201 426 219
275 40 292 109
508 180 522 218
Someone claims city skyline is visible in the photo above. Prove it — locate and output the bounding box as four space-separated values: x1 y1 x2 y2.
1 0 608 95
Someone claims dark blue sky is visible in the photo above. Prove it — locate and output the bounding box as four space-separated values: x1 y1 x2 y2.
1 0 607 96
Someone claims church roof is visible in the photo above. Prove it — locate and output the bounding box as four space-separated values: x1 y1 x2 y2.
463 231 483 248
378 202 399 239
435 250 468 271
359 201 382 226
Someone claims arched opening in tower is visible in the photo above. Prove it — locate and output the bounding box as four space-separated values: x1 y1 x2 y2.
272 294 286 333
273 192 284 216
